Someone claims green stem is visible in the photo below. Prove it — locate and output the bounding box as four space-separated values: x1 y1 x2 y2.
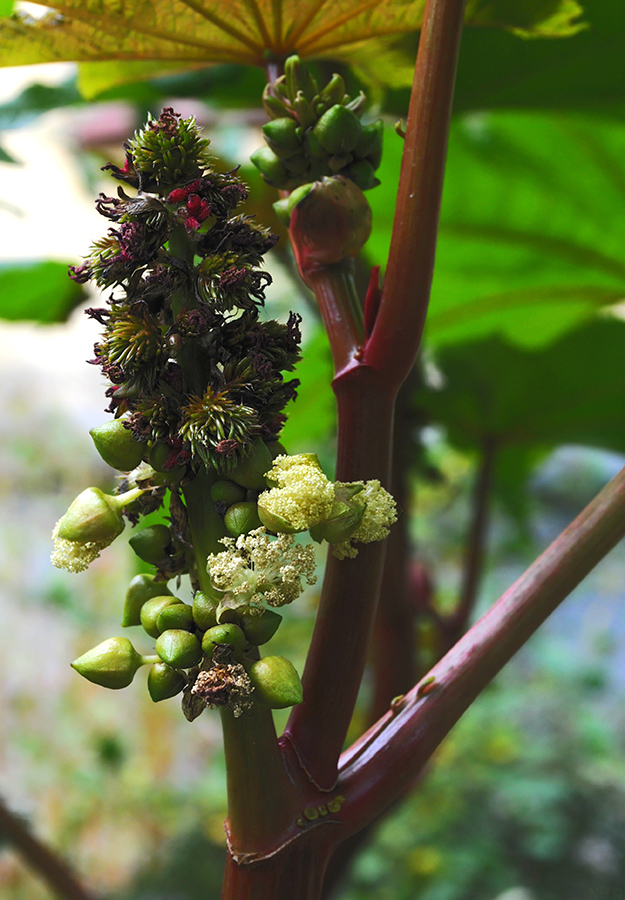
182 467 226 596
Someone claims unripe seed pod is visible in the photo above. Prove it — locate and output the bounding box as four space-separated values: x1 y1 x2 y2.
147 662 186 702
57 487 125 543
71 637 144 689
304 129 328 159
90 420 144 471
353 120 384 167
148 441 172 472
122 573 172 627
262 117 302 158
314 105 362 155
192 590 218 631
250 146 288 188
211 480 246 506
228 438 273 490
201 623 246 659
283 153 308 177
285 55 318 104
239 609 282 646
248 656 303 708
156 629 202 669
156 602 194 633
129 524 171 564
224 502 262 537
140 595 181 638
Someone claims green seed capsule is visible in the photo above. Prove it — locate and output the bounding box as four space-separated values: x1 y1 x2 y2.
90 420 144 471
318 73 346 109
156 630 202 669
129 524 171 564
224 502 263 537
71 637 145 690
239 609 282 646
248 656 303 709
147 662 187 702
192 591 218 631
342 158 378 191
211 480 246 506
228 438 273 490
156 603 194 633
201 623 246 659
140 595 181 638
314 105 362 155
122 574 172 627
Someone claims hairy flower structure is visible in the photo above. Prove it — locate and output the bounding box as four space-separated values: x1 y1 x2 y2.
258 454 335 532
207 527 317 615
71 108 301 475
332 480 398 560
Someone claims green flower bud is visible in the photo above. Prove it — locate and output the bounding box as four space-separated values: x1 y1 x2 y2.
309 483 366 544
248 656 303 709
224 502 263 537
239 609 282 646
314 105 362 155
156 602 194 633
201 623 246 659
257 504 300 534
129 524 171 564
122 574 172 627
318 73 347 110
293 91 317 129
147 662 187 702
250 146 288 188
304 129 328 160
289 176 372 278
140 595 181 638
285 55 318 104
71 637 146 689
90 420 144 471
56 488 127 544
211 480 246 506
353 120 384 168
342 159 378 192
228 438 273 490
156 630 202 669
262 118 302 158
283 152 308 177
273 182 315 226
263 87 289 119
192 590 218 631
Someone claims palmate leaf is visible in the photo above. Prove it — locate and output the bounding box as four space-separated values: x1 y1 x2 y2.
368 112 625 349
0 0 585 89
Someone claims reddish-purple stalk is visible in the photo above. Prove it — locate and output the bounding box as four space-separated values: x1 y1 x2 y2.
0 797 99 900
337 464 625 834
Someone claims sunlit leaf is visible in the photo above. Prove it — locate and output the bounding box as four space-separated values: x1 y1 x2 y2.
368 112 625 348
0 261 86 323
0 0 585 88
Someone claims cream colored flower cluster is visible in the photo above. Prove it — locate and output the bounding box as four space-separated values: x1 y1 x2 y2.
208 527 317 613
331 479 398 560
50 521 112 573
258 454 335 532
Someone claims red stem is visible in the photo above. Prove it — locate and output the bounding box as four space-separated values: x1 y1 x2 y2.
365 0 467 381
0 797 98 900
337 465 625 834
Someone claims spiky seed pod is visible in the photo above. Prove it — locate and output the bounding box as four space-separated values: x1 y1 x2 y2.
128 108 212 191
178 388 259 468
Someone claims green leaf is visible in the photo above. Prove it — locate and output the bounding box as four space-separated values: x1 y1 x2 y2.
0 142 18 163
76 60 197 100
0 0 13 18
0 261 86 323
368 112 625 349
416 317 625 457
0 1 585 87
0 80 82 130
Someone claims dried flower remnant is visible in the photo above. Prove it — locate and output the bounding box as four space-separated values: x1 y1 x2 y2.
191 663 254 717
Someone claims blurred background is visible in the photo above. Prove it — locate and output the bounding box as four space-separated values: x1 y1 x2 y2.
0 1 624 898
